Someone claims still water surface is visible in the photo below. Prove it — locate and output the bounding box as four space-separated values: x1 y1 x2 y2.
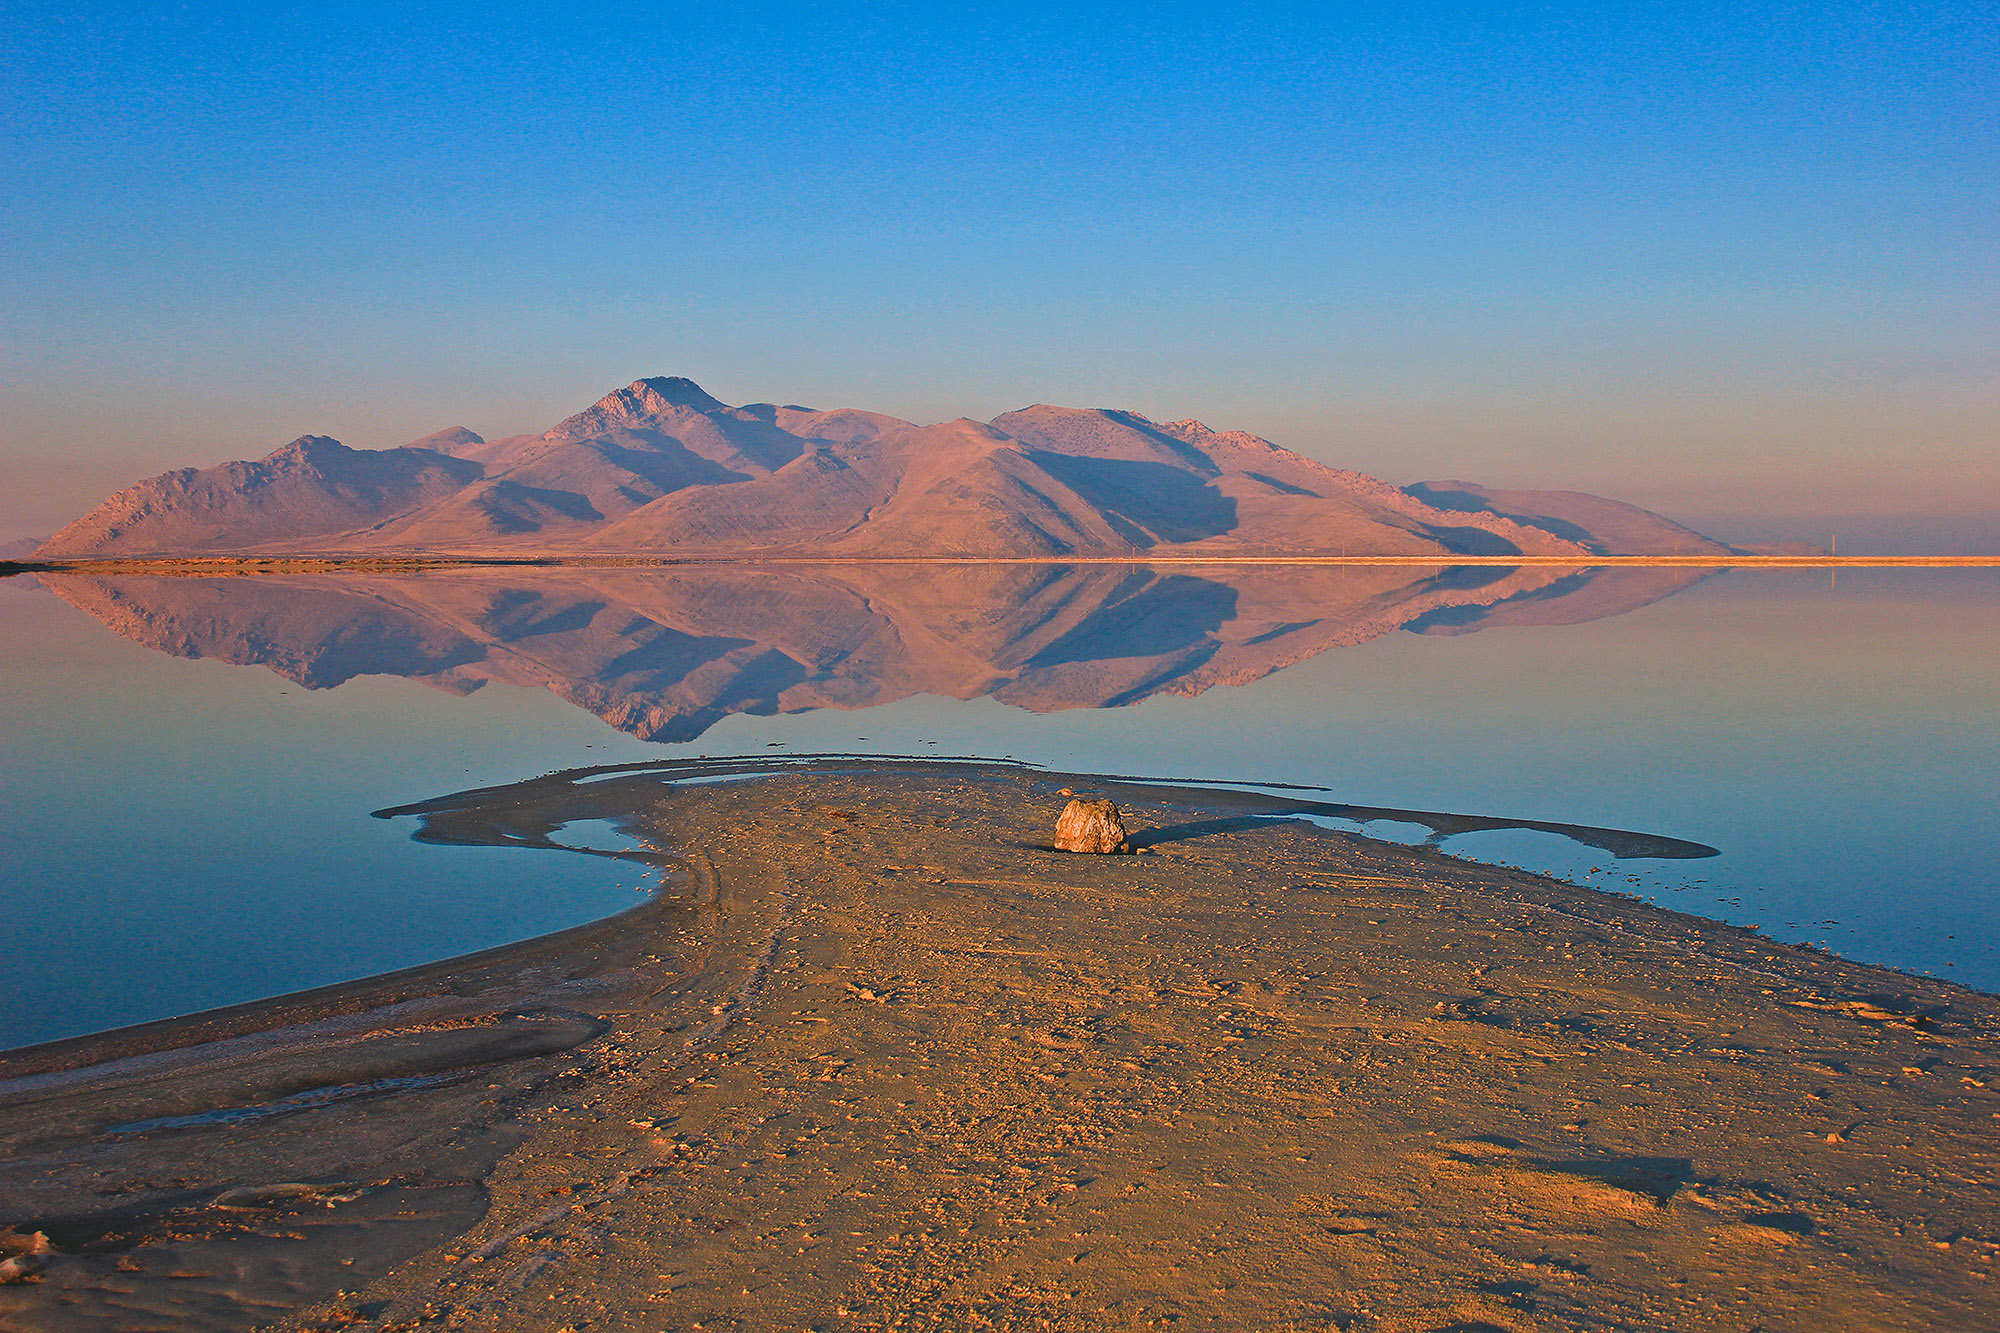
1 564 1994 1048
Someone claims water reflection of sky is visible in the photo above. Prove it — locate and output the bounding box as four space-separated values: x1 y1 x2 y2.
0 567 1994 1049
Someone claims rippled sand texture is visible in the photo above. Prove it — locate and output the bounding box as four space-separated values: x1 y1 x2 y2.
3 761 1996 1331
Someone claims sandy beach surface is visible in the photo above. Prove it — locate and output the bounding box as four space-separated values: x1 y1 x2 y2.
2 758 1996 1331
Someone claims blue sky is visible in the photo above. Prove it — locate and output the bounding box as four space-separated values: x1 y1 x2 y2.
3 1 1994 547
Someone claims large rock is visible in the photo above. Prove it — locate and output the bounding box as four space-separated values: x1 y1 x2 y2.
1054 798 1129 854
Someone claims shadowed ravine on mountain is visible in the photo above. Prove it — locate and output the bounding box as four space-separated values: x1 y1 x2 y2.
36 561 1712 743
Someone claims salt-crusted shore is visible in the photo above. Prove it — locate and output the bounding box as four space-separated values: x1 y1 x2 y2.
2 759 1996 1331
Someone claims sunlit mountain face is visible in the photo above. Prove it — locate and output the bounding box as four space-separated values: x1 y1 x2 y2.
36 377 1742 560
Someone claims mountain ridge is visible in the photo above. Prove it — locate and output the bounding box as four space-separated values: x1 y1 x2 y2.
38 377 1733 559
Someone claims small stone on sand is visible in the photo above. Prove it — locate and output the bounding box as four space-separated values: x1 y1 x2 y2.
1054 798 1129 854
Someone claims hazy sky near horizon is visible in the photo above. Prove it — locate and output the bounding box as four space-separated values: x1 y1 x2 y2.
2 1 1994 549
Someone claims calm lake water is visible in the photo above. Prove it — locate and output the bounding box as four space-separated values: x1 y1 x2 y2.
1 563 1995 1048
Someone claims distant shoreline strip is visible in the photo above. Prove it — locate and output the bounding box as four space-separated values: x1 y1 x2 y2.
5 553 1996 577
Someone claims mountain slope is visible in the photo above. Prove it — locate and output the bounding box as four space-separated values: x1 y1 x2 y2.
1405 481 1735 557
39 437 481 556
995 407 1587 556
816 420 1142 557
38 376 1725 558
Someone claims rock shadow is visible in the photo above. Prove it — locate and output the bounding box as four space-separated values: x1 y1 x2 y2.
1127 816 1277 848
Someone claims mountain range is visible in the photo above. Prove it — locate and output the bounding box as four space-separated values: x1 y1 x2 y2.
36 377 1740 559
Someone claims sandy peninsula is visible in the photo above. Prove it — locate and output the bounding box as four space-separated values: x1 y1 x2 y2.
2 759 1996 1331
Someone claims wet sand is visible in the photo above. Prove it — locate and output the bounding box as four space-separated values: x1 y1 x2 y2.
2 759 1997 1331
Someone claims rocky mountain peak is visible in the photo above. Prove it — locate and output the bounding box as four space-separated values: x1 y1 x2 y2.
262 435 348 464
402 426 486 455
1155 419 1280 453
630 375 723 410
545 376 726 440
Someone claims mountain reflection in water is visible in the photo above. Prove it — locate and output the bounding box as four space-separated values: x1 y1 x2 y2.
40 562 1708 743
